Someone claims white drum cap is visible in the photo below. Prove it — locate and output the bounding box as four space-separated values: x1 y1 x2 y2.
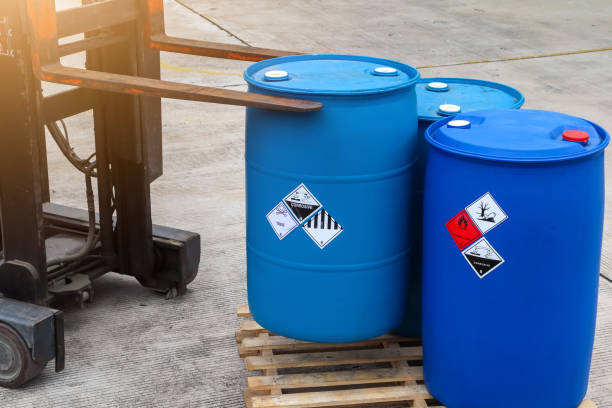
427 81 449 92
373 66 399 76
447 119 471 129
439 104 461 115
264 70 290 81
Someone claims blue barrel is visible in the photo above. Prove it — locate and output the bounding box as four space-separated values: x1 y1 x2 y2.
244 55 420 342
422 109 609 408
396 78 524 336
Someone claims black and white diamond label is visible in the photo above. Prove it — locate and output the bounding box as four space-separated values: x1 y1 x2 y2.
303 209 343 249
283 183 322 223
266 202 298 240
462 238 504 278
465 192 508 234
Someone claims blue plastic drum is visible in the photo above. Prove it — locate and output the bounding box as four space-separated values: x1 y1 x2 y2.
422 109 609 408
244 55 420 342
395 78 524 337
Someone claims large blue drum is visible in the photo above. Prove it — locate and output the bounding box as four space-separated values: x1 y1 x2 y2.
244 55 420 342
422 109 609 408
396 78 524 336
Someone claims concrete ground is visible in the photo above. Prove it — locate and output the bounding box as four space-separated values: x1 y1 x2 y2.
2 0 612 406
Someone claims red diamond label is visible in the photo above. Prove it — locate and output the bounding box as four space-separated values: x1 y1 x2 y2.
446 210 482 250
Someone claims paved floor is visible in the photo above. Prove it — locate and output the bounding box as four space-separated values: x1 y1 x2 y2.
1 0 612 406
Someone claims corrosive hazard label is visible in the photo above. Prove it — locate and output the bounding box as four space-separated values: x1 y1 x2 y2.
303 209 343 249
266 202 298 240
283 184 322 223
465 192 508 234
462 238 504 278
446 209 482 250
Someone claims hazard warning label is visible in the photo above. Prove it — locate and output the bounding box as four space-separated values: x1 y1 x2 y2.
462 238 504 278
446 209 482 250
465 192 508 234
303 209 343 249
284 184 322 223
266 202 298 240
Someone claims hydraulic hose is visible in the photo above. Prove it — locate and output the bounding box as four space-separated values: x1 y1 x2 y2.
45 121 99 267
46 172 98 267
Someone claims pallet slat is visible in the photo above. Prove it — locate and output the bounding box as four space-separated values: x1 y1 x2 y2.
250 384 431 408
241 320 267 333
248 366 423 390
237 305 251 317
240 334 418 356
246 346 422 370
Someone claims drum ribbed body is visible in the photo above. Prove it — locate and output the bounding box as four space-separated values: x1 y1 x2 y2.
422 109 608 408
245 55 420 342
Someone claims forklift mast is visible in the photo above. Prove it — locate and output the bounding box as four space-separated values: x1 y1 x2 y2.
0 0 321 388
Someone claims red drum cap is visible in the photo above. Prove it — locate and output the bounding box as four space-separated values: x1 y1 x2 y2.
563 130 589 143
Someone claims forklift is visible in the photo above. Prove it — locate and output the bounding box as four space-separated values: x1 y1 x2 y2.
0 0 320 388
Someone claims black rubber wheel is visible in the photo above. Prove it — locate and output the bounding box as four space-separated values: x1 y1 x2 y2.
0 323 46 388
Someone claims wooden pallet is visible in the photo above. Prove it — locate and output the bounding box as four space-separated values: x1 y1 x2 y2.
236 306 598 408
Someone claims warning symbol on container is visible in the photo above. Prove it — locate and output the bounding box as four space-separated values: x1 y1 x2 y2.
446 209 482 250
462 238 504 278
284 184 322 223
266 202 298 240
465 192 508 234
303 209 343 249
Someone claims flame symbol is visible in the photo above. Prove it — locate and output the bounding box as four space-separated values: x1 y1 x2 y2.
458 215 468 229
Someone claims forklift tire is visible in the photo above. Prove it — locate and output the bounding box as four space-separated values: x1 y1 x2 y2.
0 323 46 388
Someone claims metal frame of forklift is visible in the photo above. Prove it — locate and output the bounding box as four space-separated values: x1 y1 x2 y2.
0 0 320 388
